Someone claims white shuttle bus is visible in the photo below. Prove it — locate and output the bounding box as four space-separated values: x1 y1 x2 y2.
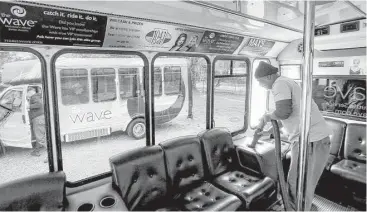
0 58 190 147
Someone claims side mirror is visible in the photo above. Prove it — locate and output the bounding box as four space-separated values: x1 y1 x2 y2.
12 98 21 108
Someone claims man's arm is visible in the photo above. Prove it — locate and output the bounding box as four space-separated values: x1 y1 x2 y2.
263 81 293 122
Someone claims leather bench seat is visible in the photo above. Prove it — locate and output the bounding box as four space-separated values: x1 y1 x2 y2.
0 171 66 211
331 122 366 185
199 128 277 209
110 140 242 211
159 136 241 211
330 160 366 184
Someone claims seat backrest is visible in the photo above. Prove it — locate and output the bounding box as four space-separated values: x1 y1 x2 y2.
109 146 168 211
0 171 66 211
344 122 366 163
324 117 346 156
198 128 235 177
159 135 205 192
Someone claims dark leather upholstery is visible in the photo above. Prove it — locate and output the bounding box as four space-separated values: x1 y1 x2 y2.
344 123 366 162
0 171 65 211
110 146 168 211
330 122 366 185
324 117 347 169
159 136 242 211
199 128 276 210
198 128 236 177
213 170 276 208
180 182 241 211
159 136 205 191
330 160 366 184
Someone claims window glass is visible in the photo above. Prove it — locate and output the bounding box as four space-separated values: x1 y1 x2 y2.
154 67 162 96
281 65 301 80
60 69 89 105
0 51 48 185
214 59 248 133
153 57 207 142
164 66 182 95
313 77 366 120
250 59 270 128
55 53 146 182
91 68 116 102
119 68 138 99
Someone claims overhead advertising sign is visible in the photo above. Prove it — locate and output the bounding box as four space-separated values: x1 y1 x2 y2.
0 2 107 47
315 56 366 75
319 61 344 67
195 31 244 54
103 17 205 52
239 37 275 57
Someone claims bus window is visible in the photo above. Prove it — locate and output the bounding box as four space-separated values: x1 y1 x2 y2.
55 53 146 183
250 59 270 128
153 56 208 143
154 67 163 96
164 66 182 95
0 51 48 185
91 68 117 102
118 68 138 99
213 59 248 133
60 69 89 105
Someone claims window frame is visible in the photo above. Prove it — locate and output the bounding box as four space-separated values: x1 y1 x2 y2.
212 56 250 137
151 53 211 145
0 46 54 173
51 49 150 187
118 67 139 99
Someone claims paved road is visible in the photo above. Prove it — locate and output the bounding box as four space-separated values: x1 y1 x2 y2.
0 92 247 184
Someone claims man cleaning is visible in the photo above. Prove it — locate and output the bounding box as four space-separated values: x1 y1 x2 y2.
254 61 332 211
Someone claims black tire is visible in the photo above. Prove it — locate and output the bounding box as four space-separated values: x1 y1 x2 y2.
127 118 146 140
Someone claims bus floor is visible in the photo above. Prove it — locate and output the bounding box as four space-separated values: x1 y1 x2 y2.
268 194 355 211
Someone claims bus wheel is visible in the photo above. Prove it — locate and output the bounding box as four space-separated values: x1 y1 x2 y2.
127 118 146 139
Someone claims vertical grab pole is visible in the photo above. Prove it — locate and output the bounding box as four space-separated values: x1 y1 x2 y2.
297 0 315 211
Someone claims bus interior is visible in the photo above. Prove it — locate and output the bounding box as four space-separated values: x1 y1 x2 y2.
0 0 365 211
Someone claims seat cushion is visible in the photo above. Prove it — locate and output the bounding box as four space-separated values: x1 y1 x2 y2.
177 181 242 211
331 159 366 184
344 123 366 162
109 146 168 211
324 117 346 168
159 136 205 191
198 128 236 177
0 171 65 211
213 170 276 209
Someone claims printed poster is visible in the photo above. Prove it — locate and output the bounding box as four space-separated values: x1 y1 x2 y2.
103 17 205 52
313 78 366 119
195 31 243 54
239 37 275 56
314 56 366 75
0 2 107 46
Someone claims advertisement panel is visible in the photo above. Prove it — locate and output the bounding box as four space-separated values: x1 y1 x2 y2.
239 37 275 57
314 56 366 75
0 2 107 47
103 17 205 52
195 31 244 54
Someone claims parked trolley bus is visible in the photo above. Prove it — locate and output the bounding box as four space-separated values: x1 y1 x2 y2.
0 1 365 212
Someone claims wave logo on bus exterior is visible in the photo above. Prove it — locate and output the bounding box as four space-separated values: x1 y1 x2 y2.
10 6 26 18
69 110 112 123
145 28 172 45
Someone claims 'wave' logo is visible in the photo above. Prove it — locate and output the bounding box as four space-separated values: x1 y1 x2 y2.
10 5 27 17
145 28 171 45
